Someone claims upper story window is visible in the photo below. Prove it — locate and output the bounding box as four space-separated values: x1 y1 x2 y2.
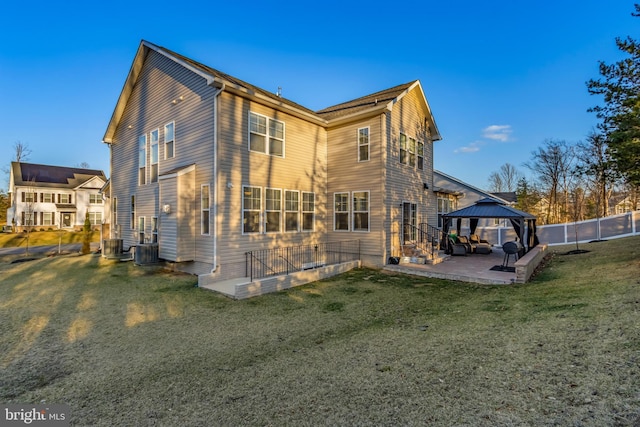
90 194 103 204
59 194 71 204
150 129 159 183
358 127 369 162
249 112 284 157
138 134 147 185
42 193 53 203
23 191 35 203
165 122 175 159
399 132 424 170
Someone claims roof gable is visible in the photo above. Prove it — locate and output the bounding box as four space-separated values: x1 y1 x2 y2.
103 41 443 143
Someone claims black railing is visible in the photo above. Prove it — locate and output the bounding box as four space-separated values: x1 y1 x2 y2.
401 223 443 259
246 240 361 281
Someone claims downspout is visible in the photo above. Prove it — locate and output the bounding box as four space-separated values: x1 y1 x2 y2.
210 84 225 273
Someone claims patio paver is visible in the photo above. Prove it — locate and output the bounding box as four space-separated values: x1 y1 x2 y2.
384 247 517 285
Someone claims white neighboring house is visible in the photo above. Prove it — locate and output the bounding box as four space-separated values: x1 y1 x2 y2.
7 162 108 231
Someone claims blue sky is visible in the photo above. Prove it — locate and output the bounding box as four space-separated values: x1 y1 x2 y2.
1 1 637 190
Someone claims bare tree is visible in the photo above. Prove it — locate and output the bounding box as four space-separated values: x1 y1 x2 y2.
2 141 32 190
77 162 91 169
525 139 576 224
13 141 32 163
487 163 522 192
23 180 36 255
575 131 618 218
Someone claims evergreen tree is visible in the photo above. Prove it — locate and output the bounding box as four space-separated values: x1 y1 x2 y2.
587 4 640 187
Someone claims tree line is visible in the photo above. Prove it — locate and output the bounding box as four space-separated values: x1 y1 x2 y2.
487 4 640 225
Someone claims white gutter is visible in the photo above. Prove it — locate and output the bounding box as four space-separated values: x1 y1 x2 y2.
210 83 225 273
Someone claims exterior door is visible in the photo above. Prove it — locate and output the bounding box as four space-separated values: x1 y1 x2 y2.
402 202 417 242
61 212 74 228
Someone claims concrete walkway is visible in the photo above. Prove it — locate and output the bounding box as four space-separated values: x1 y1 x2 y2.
0 242 100 256
384 247 518 285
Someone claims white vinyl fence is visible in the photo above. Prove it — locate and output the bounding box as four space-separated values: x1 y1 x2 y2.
473 211 640 248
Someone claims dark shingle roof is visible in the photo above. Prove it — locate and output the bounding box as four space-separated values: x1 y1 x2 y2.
12 162 106 188
444 197 535 219
156 44 318 116
316 81 416 121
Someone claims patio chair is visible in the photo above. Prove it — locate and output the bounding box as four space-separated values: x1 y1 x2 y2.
469 234 492 254
448 237 467 256
456 235 474 253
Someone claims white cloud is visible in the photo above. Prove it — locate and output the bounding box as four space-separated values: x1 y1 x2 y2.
454 142 481 154
483 125 512 142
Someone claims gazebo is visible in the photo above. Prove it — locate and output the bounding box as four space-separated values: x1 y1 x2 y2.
442 197 539 253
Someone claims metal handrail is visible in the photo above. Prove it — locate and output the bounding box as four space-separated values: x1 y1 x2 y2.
246 240 360 281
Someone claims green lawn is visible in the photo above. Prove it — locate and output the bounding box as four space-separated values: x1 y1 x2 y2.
0 238 638 426
0 230 101 249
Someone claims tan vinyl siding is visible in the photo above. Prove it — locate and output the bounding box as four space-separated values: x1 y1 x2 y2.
110 50 215 268
326 115 385 265
385 88 437 258
213 92 328 281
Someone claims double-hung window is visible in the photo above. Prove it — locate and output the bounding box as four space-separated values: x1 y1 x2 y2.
358 127 369 162
24 191 34 203
201 184 210 235
43 193 53 203
265 188 281 233
249 112 284 157
165 122 175 159
151 217 158 243
130 195 136 230
302 192 315 232
243 186 261 234
353 191 370 232
399 133 407 164
89 212 102 225
138 217 145 244
59 194 70 204
138 134 147 185
90 194 102 204
43 212 53 226
334 193 349 231
408 137 416 167
150 129 159 183
285 190 299 232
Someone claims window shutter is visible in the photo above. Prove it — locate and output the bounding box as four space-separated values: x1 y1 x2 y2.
70 194 72 204
21 212 25 225
40 193 43 202
40 212 43 224
22 192 25 202
58 194 60 203
34 211 37 226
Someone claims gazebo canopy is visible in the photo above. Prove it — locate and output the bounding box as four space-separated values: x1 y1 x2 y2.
443 197 539 250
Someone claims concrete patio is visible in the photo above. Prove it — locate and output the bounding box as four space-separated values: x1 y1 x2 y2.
384 245 547 285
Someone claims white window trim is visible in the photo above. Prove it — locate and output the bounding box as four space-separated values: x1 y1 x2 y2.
265 188 282 233
201 184 210 236
138 134 147 186
417 140 424 170
130 195 136 230
43 193 53 203
334 192 350 232
352 190 370 232
152 216 158 243
150 128 159 183
302 191 315 232
248 111 285 158
43 212 53 226
164 121 175 159
284 189 299 233
138 216 145 244
242 185 262 235
358 127 370 162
